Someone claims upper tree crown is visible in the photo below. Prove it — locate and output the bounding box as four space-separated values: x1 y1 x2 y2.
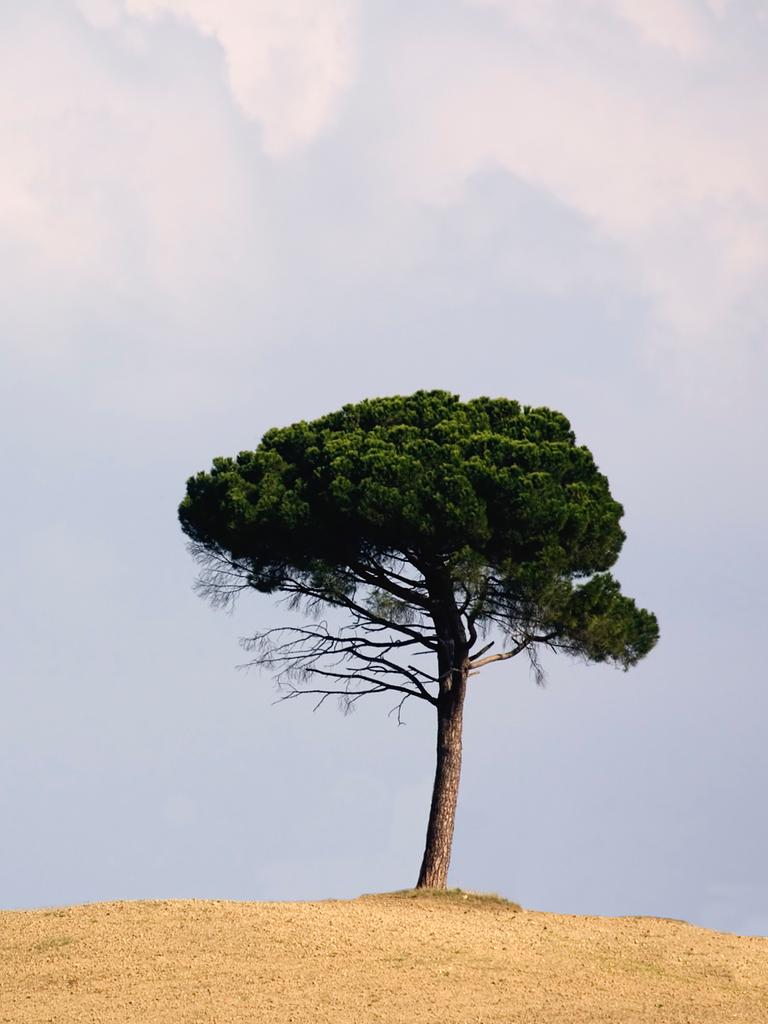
180 390 658 669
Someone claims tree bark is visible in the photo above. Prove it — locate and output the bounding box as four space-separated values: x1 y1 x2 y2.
416 663 468 889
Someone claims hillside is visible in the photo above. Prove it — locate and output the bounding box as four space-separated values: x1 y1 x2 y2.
1 890 766 1023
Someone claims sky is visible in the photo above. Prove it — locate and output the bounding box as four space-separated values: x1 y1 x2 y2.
1 0 767 936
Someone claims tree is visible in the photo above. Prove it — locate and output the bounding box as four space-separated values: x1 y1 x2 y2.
179 391 659 889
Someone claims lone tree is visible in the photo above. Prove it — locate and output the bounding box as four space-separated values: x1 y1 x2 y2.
179 391 658 889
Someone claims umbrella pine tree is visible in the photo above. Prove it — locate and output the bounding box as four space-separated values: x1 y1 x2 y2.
179 391 658 888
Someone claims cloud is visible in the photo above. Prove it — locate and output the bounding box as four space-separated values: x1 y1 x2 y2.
385 0 768 353
0 10 260 316
598 0 712 56
2 0 766 396
122 0 357 155
76 0 123 30
471 0 719 55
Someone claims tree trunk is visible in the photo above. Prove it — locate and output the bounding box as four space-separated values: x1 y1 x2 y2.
416 665 468 889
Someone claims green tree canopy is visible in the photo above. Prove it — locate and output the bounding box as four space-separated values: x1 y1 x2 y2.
180 391 659 888
180 390 656 668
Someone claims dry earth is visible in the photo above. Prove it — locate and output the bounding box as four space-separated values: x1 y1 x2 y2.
1 890 766 1023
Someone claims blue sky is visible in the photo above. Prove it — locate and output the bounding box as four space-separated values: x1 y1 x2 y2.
2 0 767 935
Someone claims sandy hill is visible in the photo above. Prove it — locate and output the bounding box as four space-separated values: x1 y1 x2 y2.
1 890 766 1023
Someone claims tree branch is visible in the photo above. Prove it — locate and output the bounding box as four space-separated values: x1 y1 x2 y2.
242 620 440 708
468 632 557 671
352 559 430 608
279 579 439 649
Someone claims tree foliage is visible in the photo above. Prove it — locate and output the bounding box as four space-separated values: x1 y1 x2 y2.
180 390 658 709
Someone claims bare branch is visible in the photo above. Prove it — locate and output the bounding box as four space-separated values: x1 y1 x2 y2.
468 632 557 671
241 619 439 709
352 559 430 609
279 579 439 649
388 691 414 726
468 646 527 670
469 640 494 660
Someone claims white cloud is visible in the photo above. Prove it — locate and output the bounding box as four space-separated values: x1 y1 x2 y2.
76 0 123 30
472 0 716 55
599 0 711 56
0 11 262 334
122 0 357 155
2 0 766 390
386 0 768 350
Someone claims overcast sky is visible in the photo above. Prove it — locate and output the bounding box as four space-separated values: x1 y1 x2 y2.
2 0 767 936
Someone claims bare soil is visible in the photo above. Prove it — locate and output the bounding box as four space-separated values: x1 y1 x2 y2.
1 890 766 1023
